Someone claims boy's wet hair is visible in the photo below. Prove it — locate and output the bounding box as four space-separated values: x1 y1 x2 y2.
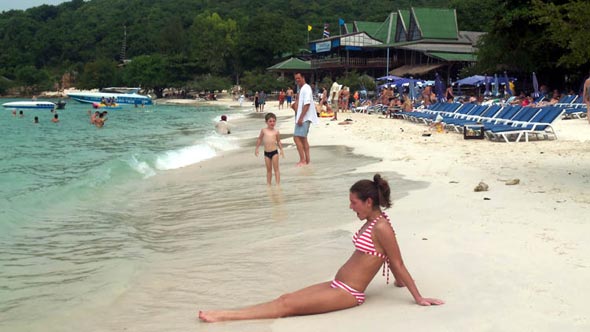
265 112 276 122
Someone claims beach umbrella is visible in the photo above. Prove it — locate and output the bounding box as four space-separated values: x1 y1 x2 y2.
434 73 445 102
484 75 491 96
532 72 539 98
454 75 488 87
493 74 499 97
504 71 513 96
377 75 402 81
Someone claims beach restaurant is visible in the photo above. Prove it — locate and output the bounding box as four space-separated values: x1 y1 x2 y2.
269 7 483 83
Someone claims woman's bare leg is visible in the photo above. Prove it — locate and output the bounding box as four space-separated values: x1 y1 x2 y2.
198 281 357 322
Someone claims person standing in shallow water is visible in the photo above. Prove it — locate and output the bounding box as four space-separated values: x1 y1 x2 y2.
198 174 444 322
292 72 319 167
254 112 284 185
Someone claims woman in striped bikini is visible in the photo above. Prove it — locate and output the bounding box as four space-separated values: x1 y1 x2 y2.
199 174 443 322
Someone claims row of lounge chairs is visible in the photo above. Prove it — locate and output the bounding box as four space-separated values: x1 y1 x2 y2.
401 102 565 143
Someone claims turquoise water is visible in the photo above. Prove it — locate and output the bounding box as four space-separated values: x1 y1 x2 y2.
0 99 248 326
1 100 241 232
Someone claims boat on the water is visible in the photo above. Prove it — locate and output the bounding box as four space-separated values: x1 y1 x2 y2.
2 101 57 110
67 87 153 106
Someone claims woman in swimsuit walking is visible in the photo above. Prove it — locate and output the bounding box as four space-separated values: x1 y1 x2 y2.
254 112 284 185
198 174 443 322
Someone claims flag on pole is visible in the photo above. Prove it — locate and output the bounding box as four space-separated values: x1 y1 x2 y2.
323 23 330 38
307 25 312 32
338 18 345 26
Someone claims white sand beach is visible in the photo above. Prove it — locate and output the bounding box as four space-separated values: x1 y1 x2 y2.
192 97 590 331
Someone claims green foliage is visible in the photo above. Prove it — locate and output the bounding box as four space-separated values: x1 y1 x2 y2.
120 54 168 97
240 70 288 94
78 58 120 89
15 65 52 93
189 12 238 75
335 71 376 92
189 74 232 92
531 0 590 68
2 0 589 93
450 0 499 31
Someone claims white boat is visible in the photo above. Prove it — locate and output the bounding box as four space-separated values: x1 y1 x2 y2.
2 101 57 110
67 87 153 106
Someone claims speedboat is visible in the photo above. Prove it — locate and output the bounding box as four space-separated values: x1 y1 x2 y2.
67 87 153 106
2 101 56 110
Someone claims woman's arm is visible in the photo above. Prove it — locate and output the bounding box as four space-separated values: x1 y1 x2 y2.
374 221 444 306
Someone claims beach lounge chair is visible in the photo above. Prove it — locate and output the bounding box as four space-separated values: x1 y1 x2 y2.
404 102 462 123
485 106 564 142
554 94 577 108
560 103 587 119
446 105 522 133
444 104 502 132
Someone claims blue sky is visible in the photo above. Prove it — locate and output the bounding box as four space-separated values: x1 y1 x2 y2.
0 0 69 12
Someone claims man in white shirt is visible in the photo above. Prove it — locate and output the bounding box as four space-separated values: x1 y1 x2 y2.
292 72 319 166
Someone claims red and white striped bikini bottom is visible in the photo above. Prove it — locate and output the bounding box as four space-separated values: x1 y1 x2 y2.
330 279 365 305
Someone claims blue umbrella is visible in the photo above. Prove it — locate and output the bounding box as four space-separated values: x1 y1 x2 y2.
456 75 483 86
504 71 512 96
532 72 539 98
484 75 491 96
493 74 499 97
377 75 402 81
434 73 445 102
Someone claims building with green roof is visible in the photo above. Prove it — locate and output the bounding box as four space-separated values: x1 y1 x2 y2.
296 7 483 80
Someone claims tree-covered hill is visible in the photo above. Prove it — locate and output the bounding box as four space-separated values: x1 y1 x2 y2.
1 0 589 95
0 0 454 94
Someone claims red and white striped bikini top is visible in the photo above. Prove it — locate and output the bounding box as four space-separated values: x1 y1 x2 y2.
352 211 390 259
352 211 392 283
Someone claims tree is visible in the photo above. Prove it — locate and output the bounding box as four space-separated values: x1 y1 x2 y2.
15 65 52 94
240 70 287 95
531 0 590 69
450 0 500 32
78 58 120 89
121 54 167 97
237 12 301 70
188 12 238 75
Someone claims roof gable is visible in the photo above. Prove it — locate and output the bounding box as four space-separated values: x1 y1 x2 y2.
267 57 311 71
395 9 409 42
412 8 458 40
353 21 383 37
372 12 397 43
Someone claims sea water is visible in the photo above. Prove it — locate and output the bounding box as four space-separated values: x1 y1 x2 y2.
0 99 426 331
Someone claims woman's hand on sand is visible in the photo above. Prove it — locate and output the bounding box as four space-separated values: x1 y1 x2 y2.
415 297 445 306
